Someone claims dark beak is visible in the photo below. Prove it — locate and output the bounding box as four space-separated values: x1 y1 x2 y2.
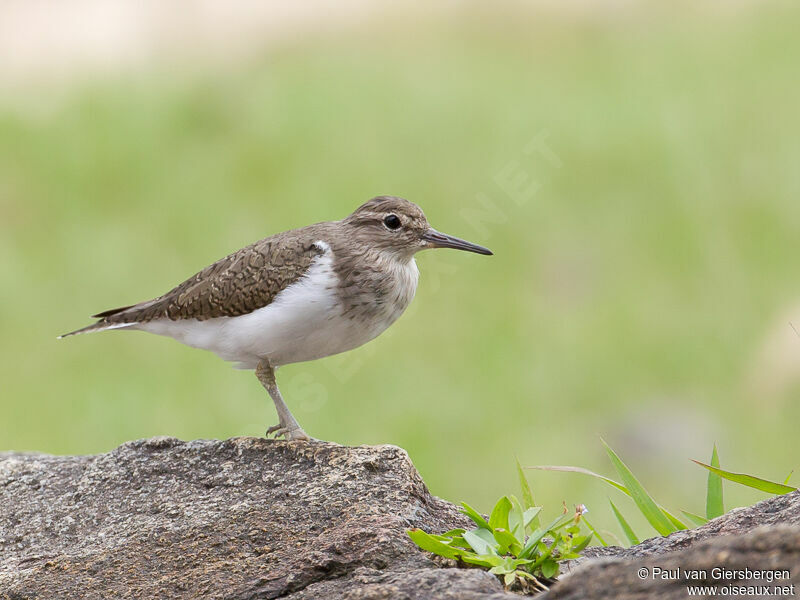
422 229 493 255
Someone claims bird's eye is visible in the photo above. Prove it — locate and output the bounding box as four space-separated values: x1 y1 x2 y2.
383 214 402 230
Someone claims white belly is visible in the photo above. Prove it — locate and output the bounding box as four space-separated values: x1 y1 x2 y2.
136 248 418 370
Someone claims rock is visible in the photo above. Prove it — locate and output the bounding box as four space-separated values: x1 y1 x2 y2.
544 525 799 600
583 490 800 560
0 438 515 600
1 438 798 599
549 490 800 599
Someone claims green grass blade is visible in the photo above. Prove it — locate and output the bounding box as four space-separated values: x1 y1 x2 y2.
660 507 688 530
582 517 609 547
785 471 794 485
692 461 798 494
516 458 541 530
609 500 640 546
526 465 629 495
528 462 685 529
602 439 676 536
706 445 724 519
516 457 536 509
507 495 525 540
681 510 709 526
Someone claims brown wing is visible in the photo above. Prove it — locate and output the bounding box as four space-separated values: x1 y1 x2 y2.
100 229 325 324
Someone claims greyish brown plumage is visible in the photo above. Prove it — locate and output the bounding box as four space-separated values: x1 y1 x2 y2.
70 230 326 329
61 196 492 440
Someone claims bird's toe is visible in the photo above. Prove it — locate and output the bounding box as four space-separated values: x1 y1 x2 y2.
265 424 313 442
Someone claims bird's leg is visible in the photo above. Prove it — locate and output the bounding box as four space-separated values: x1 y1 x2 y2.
255 360 311 441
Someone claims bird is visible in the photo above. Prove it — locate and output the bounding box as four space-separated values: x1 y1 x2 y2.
61 196 493 441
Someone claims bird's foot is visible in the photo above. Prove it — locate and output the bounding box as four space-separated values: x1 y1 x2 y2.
266 424 313 441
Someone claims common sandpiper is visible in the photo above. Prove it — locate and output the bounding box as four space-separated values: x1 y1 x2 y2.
61 196 492 440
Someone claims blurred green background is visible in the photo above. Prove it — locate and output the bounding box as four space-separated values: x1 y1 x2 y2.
2 2 799 542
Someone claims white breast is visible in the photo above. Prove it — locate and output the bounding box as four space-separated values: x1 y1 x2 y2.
136 243 419 370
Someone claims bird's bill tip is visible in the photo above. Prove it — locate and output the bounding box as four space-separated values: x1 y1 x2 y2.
422 229 493 255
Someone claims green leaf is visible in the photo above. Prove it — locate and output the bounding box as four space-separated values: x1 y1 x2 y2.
474 527 497 544
432 529 470 549
681 510 709 526
493 528 522 555
609 500 639 546
523 507 542 532
784 471 794 485
571 533 594 554
463 529 497 555
516 570 537 581
516 457 537 511
446 534 472 550
541 558 560 579
508 556 534 568
519 513 573 560
407 529 464 560
461 502 491 530
462 553 503 568
507 495 526 540
692 461 798 495
503 572 516 587
489 496 512 532
531 537 556 569
602 439 677 536
582 517 609 547
518 527 547 560
706 445 724 519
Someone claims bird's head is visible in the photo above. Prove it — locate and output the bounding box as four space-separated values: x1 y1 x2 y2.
344 196 493 260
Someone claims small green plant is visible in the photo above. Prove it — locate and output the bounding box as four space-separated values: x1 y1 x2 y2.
408 443 795 592
407 461 592 592
529 440 797 547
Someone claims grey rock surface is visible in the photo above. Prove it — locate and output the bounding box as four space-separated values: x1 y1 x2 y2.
1 438 798 599
583 490 800 560
548 490 800 598
544 525 799 600
0 437 512 600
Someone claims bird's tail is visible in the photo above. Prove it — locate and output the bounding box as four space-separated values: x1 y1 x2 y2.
58 321 137 339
